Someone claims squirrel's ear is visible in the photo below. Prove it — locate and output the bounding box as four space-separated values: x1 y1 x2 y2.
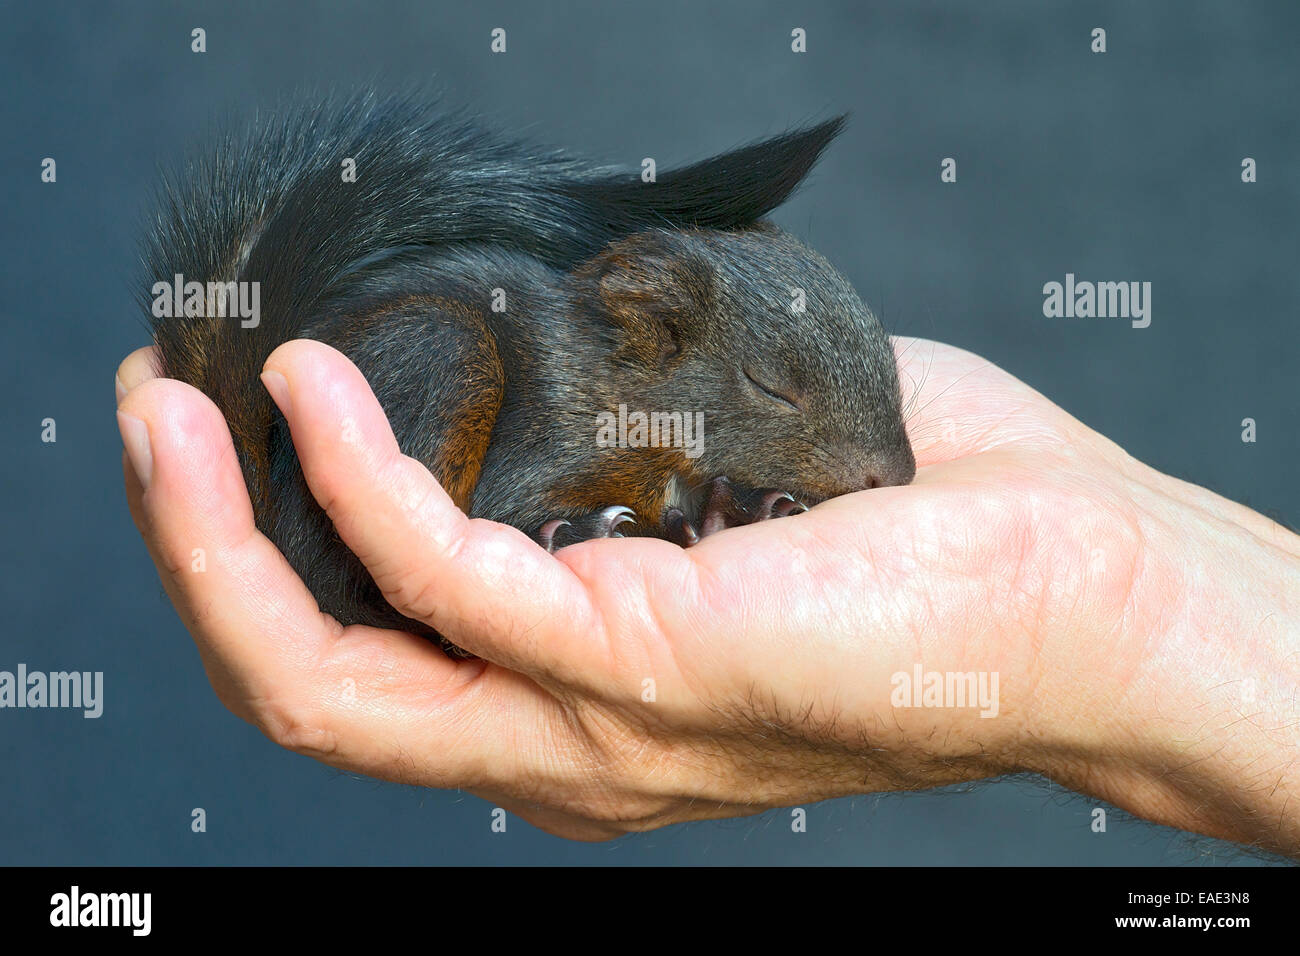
581 233 713 363
583 116 846 232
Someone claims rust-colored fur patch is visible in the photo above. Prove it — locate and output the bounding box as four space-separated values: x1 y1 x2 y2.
555 447 680 523
431 316 504 510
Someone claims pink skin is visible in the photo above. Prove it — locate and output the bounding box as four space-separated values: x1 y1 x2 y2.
116 337 1300 851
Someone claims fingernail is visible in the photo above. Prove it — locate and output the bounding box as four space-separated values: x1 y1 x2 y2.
261 369 291 416
115 374 127 405
117 411 153 490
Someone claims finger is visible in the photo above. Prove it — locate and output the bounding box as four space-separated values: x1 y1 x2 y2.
116 346 160 401
261 339 611 684
117 375 546 786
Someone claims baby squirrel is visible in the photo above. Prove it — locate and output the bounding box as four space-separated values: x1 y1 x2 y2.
142 94 915 641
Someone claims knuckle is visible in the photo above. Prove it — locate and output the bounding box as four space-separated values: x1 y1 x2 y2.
377 563 443 623
254 694 339 758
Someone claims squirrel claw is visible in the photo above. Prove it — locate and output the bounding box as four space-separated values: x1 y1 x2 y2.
755 490 796 520
593 505 637 537
772 495 807 518
696 477 807 538
537 518 572 554
536 506 636 552
663 507 701 547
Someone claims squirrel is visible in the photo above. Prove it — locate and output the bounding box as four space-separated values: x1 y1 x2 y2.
142 93 916 644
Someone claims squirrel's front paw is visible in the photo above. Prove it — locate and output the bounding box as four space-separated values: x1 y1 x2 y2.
665 476 808 547
535 505 637 553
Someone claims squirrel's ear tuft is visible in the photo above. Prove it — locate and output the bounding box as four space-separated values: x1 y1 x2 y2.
584 116 847 232
579 232 713 363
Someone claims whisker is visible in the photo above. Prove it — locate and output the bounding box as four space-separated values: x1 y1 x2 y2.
904 362 992 428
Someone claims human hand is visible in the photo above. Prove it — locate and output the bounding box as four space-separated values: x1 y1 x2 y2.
115 337 1300 851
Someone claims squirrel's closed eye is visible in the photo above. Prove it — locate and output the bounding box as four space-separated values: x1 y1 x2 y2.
743 367 801 411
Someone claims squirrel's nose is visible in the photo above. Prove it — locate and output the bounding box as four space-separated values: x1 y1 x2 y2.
853 441 916 490
820 440 915 497
877 442 916 487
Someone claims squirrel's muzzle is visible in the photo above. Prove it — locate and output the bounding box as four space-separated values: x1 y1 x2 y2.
834 439 916 494
867 440 917 489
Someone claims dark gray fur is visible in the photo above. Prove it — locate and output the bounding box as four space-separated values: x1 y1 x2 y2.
143 92 913 638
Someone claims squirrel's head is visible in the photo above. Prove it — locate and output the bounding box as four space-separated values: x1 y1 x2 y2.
571 225 915 507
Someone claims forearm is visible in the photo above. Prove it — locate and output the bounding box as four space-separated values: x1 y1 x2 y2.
1030 459 1300 855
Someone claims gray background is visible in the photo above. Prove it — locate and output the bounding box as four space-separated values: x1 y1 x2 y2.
1 1 1295 865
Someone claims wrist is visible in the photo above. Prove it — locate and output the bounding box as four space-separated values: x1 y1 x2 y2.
1026 468 1300 854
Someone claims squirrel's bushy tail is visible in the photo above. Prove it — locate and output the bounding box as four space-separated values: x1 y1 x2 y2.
141 91 844 507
